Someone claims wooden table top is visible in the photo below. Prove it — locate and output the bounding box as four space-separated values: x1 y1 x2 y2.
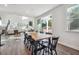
26 32 52 41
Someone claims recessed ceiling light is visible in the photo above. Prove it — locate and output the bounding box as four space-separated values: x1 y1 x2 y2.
22 16 28 20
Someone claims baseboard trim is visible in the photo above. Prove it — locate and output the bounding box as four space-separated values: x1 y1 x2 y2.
58 43 79 52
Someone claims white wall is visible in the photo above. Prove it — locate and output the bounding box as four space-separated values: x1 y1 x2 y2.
37 4 79 50
52 5 79 50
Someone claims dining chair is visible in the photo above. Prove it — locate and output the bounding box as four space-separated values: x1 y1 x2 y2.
27 35 47 55
49 37 59 55
24 32 31 50
39 32 52 54
41 37 59 55
26 35 38 55
24 32 27 44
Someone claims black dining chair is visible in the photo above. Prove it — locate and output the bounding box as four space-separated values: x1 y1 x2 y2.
26 35 38 55
49 37 59 55
24 32 32 50
41 37 59 55
40 32 52 54
24 32 27 44
27 35 48 55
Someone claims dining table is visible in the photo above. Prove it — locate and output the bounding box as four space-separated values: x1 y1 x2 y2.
25 32 54 54
26 32 52 41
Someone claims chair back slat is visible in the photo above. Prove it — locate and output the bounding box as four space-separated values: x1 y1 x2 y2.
52 37 59 49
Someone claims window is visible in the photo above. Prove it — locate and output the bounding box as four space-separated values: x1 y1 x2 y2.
37 15 52 33
67 5 79 32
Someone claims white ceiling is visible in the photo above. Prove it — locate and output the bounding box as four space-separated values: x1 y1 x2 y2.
0 4 59 17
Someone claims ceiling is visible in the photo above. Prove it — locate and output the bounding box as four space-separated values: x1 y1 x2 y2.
0 4 59 17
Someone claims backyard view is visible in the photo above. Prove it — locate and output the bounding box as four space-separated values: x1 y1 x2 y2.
37 15 52 33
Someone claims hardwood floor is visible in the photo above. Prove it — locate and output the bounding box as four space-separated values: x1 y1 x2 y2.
57 44 79 55
0 35 79 55
0 34 31 55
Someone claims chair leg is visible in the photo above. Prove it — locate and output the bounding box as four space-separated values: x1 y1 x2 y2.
47 48 49 55
24 38 26 44
43 48 48 55
31 46 34 55
42 49 44 55
38 44 42 55
54 50 57 55
26 42 29 49
50 49 53 55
